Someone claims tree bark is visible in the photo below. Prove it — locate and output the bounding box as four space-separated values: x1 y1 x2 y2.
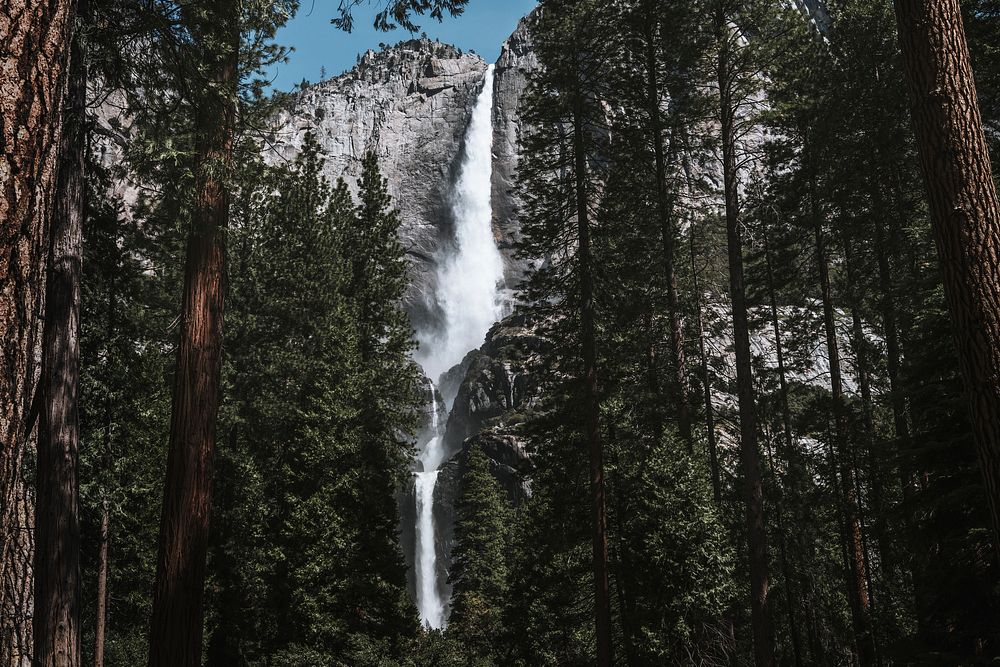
33 8 86 663
716 11 774 665
1 1 76 663
147 3 238 665
573 97 612 667
93 501 109 667
893 0 1000 560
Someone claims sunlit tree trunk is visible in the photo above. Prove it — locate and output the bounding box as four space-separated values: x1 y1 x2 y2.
147 2 238 664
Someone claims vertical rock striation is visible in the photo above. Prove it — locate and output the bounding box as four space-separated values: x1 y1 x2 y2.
491 11 540 291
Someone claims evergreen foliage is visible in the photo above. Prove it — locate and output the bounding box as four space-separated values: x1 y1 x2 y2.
17 0 1000 665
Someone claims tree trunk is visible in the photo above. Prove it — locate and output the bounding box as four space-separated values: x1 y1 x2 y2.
34 9 86 664
93 501 109 667
1 2 75 661
716 13 774 665
147 3 238 665
894 0 1000 560
814 221 875 666
573 97 612 667
690 233 722 505
841 236 889 573
762 232 805 667
642 10 693 449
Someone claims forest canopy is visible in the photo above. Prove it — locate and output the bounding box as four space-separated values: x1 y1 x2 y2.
2 0 1000 666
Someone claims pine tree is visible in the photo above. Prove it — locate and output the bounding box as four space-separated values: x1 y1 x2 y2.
447 445 512 665
1 2 76 659
894 0 1000 564
513 2 621 662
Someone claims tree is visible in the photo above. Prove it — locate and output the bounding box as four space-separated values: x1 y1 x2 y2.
0 1 76 661
34 4 87 663
207 137 420 665
146 2 238 664
448 445 511 664
893 0 1000 561
709 0 775 662
515 3 619 662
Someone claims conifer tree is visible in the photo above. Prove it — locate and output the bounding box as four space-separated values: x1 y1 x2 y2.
514 2 620 662
894 0 1000 563
448 445 512 664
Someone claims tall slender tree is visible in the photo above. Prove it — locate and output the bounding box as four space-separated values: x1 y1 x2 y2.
147 3 238 664
710 1 775 662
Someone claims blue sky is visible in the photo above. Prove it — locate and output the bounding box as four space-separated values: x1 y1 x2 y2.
269 1 538 92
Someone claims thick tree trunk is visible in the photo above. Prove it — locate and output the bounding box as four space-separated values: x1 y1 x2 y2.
716 15 774 666
1 1 75 663
893 0 1000 559
573 99 612 667
642 12 693 449
147 4 238 665
814 222 875 667
93 501 109 667
34 10 86 664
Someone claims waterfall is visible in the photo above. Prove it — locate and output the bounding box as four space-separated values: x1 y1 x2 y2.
416 64 505 384
411 65 505 630
414 386 445 629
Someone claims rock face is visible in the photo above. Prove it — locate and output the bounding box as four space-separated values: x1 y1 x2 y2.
265 38 488 331
442 314 547 503
492 10 540 291
265 15 542 334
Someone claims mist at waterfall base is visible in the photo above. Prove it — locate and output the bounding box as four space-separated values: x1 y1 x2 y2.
411 66 507 631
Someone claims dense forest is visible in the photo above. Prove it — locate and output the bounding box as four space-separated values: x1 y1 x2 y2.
2 0 1000 665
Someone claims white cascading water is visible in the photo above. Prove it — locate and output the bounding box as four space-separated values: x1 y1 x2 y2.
412 65 506 630
414 386 445 629
416 64 505 383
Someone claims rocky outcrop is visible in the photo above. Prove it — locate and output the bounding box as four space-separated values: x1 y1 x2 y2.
441 314 548 502
492 10 540 291
265 38 488 331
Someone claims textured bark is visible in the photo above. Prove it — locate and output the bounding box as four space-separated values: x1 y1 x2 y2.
573 98 612 667
33 11 85 664
147 3 238 664
894 0 1000 559
716 13 774 665
92 502 108 667
0 1 75 663
0 483 33 667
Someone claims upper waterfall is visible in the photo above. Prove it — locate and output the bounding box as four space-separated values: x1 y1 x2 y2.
410 64 505 632
416 65 506 385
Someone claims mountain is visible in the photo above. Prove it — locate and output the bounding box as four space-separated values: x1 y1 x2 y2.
264 23 539 334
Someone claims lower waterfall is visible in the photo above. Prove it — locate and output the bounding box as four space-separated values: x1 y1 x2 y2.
414 385 445 629
411 64 505 629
